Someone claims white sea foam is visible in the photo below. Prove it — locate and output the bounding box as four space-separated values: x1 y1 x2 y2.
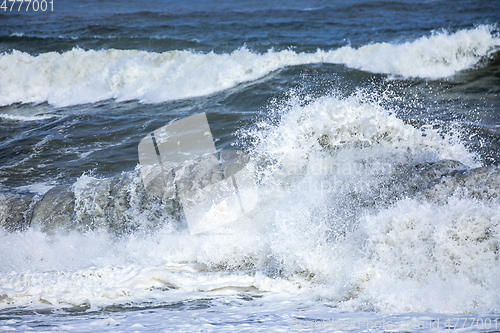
0 26 498 107
241 93 499 313
2 92 498 314
349 197 500 313
324 25 500 79
0 113 58 121
0 227 302 308
15 182 55 195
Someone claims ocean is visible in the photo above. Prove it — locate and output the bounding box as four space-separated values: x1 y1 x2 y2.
1 0 499 331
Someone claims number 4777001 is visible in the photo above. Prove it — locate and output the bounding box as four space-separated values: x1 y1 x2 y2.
1 0 53 11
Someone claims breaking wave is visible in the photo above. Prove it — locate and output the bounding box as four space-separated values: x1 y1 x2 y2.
1 92 499 313
0 25 498 107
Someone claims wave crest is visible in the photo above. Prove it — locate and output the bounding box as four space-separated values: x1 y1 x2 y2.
0 26 498 107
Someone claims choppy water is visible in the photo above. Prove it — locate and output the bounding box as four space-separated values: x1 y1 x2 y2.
1 0 499 331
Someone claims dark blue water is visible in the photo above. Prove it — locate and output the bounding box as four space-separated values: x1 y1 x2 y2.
1 0 498 53
0 0 499 331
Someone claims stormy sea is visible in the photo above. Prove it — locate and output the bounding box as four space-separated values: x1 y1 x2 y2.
1 0 499 331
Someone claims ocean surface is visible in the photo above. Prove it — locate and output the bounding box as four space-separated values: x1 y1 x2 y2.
1 0 500 331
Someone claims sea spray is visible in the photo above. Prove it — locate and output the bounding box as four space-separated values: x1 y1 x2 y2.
1 92 498 313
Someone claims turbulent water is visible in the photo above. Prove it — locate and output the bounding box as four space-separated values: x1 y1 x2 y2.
1 0 500 331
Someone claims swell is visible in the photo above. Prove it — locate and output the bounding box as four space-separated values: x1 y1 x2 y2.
2 160 498 234
0 26 498 107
